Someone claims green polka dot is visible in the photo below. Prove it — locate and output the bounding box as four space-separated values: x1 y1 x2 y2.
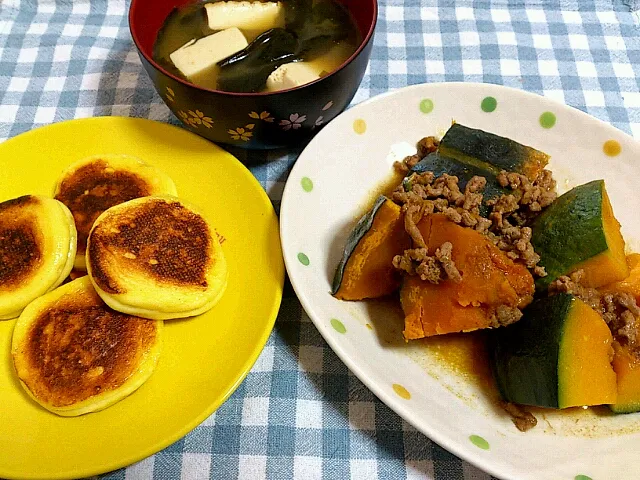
301 177 313 192
539 111 557 129
575 476 592 480
331 318 346 334
469 435 490 450
481 96 497 113
419 98 434 114
297 252 310 266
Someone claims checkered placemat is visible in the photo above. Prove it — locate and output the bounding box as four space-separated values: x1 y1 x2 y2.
2 0 640 479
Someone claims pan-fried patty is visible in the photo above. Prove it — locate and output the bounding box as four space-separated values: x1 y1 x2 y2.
54 154 177 270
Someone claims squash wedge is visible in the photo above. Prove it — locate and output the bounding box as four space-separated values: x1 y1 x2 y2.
439 123 549 181
599 254 640 300
332 196 410 300
400 214 534 339
611 342 640 413
531 180 628 291
491 293 617 409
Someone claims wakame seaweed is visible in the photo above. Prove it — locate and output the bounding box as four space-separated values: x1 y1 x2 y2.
217 1 352 92
154 0 359 93
217 28 299 93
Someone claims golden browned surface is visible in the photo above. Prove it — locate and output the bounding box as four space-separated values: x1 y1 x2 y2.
0 196 43 290
20 286 157 407
55 160 154 255
89 198 212 294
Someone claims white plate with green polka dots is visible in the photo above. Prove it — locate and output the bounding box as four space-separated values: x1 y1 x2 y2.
280 82 640 480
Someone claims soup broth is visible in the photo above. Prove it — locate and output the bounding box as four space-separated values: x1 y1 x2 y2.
153 0 361 93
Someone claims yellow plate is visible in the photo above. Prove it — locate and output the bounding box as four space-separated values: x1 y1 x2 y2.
0 117 284 479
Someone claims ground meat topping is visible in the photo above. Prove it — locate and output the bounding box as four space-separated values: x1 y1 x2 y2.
417 136 440 157
393 169 549 277
393 168 549 277
435 242 462 283
402 203 427 248
392 137 557 283
392 173 487 232
393 154 422 174
492 225 544 273
461 176 486 211
549 270 601 311
501 402 538 432
392 248 427 276
550 270 640 354
496 169 558 217
393 136 439 174
416 256 444 283
603 292 640 352
489 305 524 328
392 242 462 284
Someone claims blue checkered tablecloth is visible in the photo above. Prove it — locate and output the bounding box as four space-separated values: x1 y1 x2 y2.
2 0 640 479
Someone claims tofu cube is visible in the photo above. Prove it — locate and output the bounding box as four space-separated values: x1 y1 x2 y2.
205 1 285 41
266 62 322 92
169 27 248 89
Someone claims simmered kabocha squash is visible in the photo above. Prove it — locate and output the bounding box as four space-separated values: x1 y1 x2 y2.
490 293 617 409
438 123 549 181
332 196 410 300
610 342 640 413
402 276 494 339
404 153 510 216
599 254 640 300
400 214 534 339
531 180 628 291
598 254 640 414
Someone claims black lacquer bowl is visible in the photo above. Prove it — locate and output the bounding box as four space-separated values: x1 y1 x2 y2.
129 0 378 149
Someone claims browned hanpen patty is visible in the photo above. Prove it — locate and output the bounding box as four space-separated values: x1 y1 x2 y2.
88 197 212 295
54 159 156 257
0 196 44 291
17 285 158 408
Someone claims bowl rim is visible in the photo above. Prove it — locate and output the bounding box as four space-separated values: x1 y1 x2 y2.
128 0 379 97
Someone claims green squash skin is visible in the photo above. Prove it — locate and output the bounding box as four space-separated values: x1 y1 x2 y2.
439 123 548 177
610 402 640 414
404 153 510 216
490 293 574 408
531 180 608 291
331 195 387 295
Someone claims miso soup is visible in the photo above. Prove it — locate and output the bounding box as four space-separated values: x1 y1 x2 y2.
153 0 361 93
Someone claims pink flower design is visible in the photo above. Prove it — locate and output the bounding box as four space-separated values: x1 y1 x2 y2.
279 113 307 131
322 101 333 111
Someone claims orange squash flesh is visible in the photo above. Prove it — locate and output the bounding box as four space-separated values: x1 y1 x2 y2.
401 214 534 339
611 342 640 413
573 187 628 288
492 294 617 409
402 277 490 339
558 298 617 408
594 254 640 413
532 180 628 291
334 199 410 300
599 253 640 300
